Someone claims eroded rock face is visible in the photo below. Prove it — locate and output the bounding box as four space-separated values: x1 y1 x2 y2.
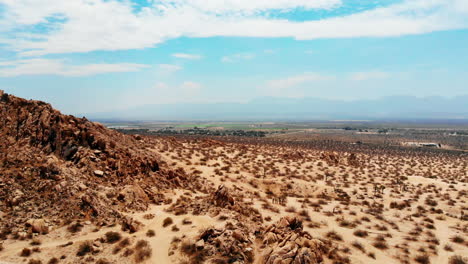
0 92 200 236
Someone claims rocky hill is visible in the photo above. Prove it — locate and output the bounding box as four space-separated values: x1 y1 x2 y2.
0 90 197 238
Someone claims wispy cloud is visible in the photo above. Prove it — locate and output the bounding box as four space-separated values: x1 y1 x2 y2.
267 73 335 89
1 0 466 56
0 59 148 77
349 71 390 81
157 64 182 74
172 53 203 60
221 53 255 63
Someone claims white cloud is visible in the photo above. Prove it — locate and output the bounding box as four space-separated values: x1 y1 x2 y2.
221 53 255 63
172 53 202 60
157 64 182 74
166 0 342 14
0 0 466 56
267 73 335 89
0 58 148 77
350 71 390 81
180 81 202 93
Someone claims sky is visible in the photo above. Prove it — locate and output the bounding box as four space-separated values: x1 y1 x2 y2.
0 0 467 114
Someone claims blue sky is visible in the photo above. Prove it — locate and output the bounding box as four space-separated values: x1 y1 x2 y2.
0 0 467 114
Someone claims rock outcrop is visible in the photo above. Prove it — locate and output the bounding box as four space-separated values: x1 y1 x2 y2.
0 91 199 237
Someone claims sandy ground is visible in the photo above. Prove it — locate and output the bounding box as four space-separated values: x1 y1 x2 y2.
0 136 466 264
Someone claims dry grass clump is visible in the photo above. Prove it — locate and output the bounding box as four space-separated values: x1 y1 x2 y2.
353 229 368 237
449 255 467 264
414 254 430 264
146 229 156 237
96 259 112 264
67 222 83 233
285 206 296 213
182 218 192 225
372 240 388 250
30 238 42 246
20 248 31 257
351 241 366 253
325 230 343 241
451 235 465 244
113 237 131 254
47 257 58 264
105 231 122 243
27 259 42 264
163 217 174 227
76 241 93 256
134 240 152 263
444 244 454 251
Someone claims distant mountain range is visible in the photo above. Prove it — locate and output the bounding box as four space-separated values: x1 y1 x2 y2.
85 95 468 121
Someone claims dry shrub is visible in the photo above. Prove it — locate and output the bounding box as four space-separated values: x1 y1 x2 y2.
67 222 83 233
76 241 93 256
372 241 388 250
353 229 368 237
449 255 467 264
30 238 42 246
414 254 430 264
105 231 122 244
352 241 365 253
47 258 58 264
326 230 343 241
20 248 31 257
451 235 464 244
134 240 152 263
113 237 131 254
163 217 174 227
28 260 42 264
444 244 454 251
146 229 156 237
96 259 111 264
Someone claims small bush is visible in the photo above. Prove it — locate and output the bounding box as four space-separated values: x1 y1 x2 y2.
20 248 32 257
285 206 296 213
67 222 83 233
76 241 93 256
146 229 156 237
353 229 368 237
105 231 122 244
325 230 343 241
449 255 467 264
96 259 111 264
30 238 42 246
28 260 42 264
444 244 454 251
352 241 365 253
162 217 173 227
134 240 152 263
451 235 464 244
47 257 58 264
113 237 131 254
414 254 430 264
372 241 388 250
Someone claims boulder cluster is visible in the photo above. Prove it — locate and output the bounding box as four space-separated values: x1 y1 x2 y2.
0 91 198 237
260 216 327 264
